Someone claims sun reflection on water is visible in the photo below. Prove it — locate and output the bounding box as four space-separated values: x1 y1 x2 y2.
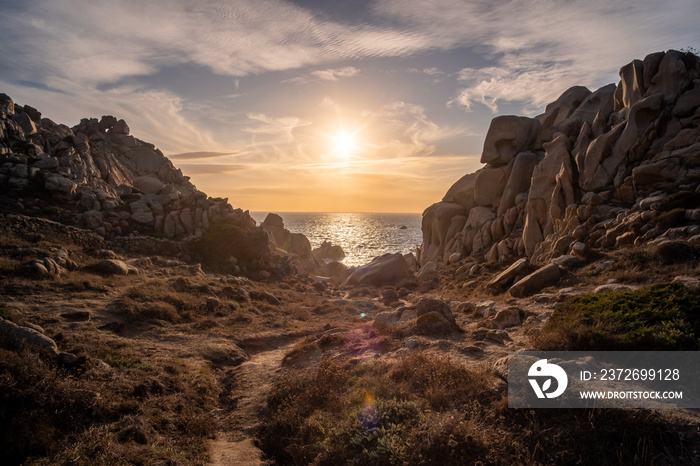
252 212 422 267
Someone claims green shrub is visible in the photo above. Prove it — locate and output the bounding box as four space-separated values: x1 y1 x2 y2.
532 282 700 351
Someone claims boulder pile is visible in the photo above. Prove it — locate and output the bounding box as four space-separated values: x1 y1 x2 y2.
0 93 252 242
420 50 700 270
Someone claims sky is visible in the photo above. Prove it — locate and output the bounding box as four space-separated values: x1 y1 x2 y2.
0 0 698 213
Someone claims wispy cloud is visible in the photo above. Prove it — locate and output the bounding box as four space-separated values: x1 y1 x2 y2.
176 163 247 175
311 67 361 81
373 101 467 158
168 151 241 160
375 0 700 112
284 66 361 84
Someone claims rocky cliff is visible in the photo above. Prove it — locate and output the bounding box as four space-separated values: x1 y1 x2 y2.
420 50 700 269
0 93 252 243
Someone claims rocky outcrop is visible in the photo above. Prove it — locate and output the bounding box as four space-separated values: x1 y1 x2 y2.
420 50 700 269
0 93 251 244
260 213 312 259
342 253 410 288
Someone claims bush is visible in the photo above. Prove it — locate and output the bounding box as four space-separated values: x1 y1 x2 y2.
655 240 700 264
531 282 700 351
258 352 698 465
114 280 201 323
189 218 272 274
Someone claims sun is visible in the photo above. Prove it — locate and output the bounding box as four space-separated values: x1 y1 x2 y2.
331 130 357 159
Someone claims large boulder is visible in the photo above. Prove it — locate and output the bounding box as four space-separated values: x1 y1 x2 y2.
480 116 540 167
508 264 563 298
419 202 465 263
415 297 461 334
486 258 529 293
343 253 410 288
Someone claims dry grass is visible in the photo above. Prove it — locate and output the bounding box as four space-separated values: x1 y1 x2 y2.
259 352 699 465
0 341 219 465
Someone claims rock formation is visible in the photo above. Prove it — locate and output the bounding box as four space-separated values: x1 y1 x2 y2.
420 50 700 271
0 93 251 242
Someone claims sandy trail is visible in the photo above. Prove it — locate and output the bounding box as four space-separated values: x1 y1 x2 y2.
209 341 297 466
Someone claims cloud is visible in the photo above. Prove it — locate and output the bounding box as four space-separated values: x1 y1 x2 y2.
0 80 219 154
285 66 361 84
311 67 360 81
373 101 467 157
175 163 248 175
168 151 241 160
375 0 700 112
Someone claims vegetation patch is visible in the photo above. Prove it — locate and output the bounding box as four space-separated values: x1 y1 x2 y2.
532 282 700 351
258 352 697 465
0 346 218 465
114 280 202 323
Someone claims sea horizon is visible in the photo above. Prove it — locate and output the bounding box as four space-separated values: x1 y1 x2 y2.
250 211 423 267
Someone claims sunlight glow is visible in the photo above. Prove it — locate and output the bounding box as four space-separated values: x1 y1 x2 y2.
332 130 358 159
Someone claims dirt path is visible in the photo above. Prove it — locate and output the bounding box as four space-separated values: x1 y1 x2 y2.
209 342 297 465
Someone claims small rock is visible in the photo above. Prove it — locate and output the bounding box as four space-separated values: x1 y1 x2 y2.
381 288 399 305
373 310 400 330
594 283 633 293
487 307 521 329
91 259 130 275
0 318 59 356
417 261 438 278
206 297 220 310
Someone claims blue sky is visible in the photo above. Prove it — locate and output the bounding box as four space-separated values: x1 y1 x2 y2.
1 0 698 212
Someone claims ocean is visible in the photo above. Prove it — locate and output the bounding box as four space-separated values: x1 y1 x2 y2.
250 212 423 267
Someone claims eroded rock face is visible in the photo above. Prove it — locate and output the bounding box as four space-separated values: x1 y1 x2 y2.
420 50 700 269
0 98 247 243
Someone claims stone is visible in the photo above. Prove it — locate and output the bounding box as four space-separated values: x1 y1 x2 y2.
419 202 465 263
480 115 540 167
418 261 438 278
646 50 689 103
551 254 583 270
594 283 633 293
487 307 521 330
474 165 508 207
44 175 76 194
615 59 645 109
0 318 59 356
415 298 461 334
486 258 529 293
312 240 345 262
92 259 130 275
673 89 700 117
537 86 592 131
672 276 700 291
110 119 130 135
133 175 165 194
343 253 410 288
373 310 400 330
509 264 563 298
442 171 477 210
498 152 539 215
8 177 28 189
287 233 311 258
11 112 37 136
